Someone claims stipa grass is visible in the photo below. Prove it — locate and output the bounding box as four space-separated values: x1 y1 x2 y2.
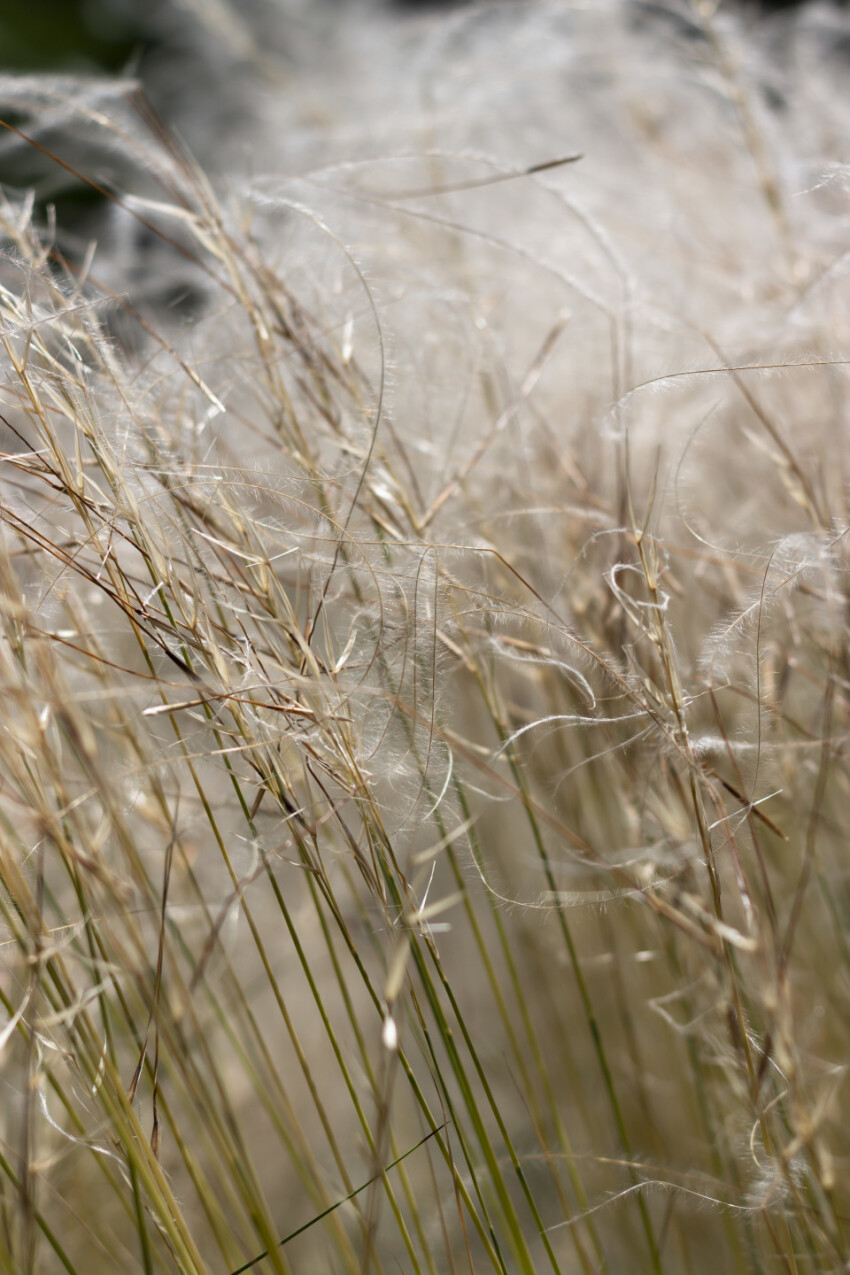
1 1 850 1271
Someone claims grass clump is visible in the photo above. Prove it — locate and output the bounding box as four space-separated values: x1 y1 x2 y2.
0 1 850 1271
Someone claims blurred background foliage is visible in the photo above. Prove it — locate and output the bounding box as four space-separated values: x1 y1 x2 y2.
0 0 151 73
0 0 163 236
0 0 838 78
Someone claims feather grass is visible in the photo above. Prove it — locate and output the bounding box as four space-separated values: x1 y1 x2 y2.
1 1 850 1270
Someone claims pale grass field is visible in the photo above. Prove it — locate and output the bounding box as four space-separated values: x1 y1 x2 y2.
1 2 850 1271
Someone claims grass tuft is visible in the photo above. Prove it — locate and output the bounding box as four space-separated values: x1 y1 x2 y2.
1 2 850 1270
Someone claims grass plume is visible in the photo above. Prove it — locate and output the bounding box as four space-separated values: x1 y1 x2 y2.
1 1 850 1270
